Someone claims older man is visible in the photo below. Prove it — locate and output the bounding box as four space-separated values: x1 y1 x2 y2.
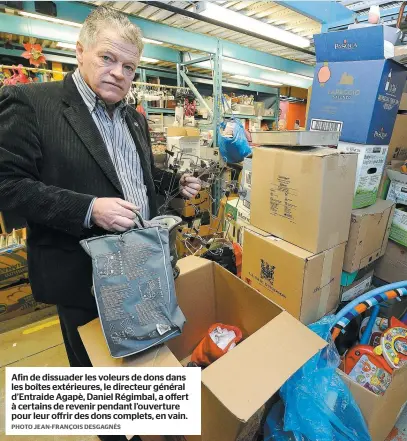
0 6 200 433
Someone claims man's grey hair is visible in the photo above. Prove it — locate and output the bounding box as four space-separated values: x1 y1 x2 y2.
79 6 144 54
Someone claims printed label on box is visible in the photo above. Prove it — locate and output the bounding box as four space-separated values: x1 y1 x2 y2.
342 275 373 302
244 170 252 190
338 144 387 209
389 208 407 246
310 118 343 133
269 176 298 223
388 181 407 204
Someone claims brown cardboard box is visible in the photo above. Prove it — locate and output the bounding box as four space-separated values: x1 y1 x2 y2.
0 245 28 289
387 114 407 163
399 93 407 111
343 199 395 273
375 240 407 283
0 282 48 322
250 147 357 254
171 190 211 218
340 366 407 441
241 227 345 325
167 127 200 137
79 257 326 441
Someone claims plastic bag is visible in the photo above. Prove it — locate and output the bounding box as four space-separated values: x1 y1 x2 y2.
191 323 242 367
264 315 371 441
218 118 251 163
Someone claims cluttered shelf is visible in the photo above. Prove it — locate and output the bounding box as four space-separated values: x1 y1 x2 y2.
147 108 176 114
224 113 276 120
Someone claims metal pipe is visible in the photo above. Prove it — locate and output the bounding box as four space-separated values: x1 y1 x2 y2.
179 70 213 119
180 55 212 67
140 1 315 57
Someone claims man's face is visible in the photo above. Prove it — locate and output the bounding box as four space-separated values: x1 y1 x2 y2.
76 29 140 104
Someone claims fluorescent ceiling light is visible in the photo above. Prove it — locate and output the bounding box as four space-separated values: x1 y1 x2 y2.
289 72 313 80
140 57 159 63
142 38 163 45
18 11 82 28
196 2 310 49
57 42 76 50
223 57 279 73
232 75 282 87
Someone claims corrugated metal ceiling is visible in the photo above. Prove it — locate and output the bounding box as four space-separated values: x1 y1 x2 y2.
84 1 321 65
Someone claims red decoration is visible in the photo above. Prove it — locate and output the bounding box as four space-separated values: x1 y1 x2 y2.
22 43 46 67
3 65 30 86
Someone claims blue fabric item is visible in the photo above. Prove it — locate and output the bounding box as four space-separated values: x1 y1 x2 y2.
217 118 251 163
264 315 371 441
80 221 185 358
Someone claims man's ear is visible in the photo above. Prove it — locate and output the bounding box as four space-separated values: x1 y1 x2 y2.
76 41 84 65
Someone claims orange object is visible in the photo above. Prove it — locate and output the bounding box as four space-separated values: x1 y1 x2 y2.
22 43 46 67
191 323 243 367
318 62 331 86
233 243 242 278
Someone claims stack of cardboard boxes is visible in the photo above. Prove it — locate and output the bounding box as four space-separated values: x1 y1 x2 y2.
305 25 406 303
240 146 357 325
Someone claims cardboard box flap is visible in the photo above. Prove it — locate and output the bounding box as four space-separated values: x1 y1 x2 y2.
201 311 326 422
257 147 343 158
353 198 395 216
78 318 181 368
387 169 407 184
245 227 313 260
177 256 213 276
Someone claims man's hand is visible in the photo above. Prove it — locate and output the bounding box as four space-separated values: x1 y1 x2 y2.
91 198 140 232
180 174 202 199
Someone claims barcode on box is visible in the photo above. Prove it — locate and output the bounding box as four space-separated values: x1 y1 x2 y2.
310 119 343 132
244 171 252 189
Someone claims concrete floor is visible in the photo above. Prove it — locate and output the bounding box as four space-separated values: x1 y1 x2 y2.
0 314 99 441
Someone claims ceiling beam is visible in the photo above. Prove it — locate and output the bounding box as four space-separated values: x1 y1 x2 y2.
0 1 315 77
139 1 315 56
324 4 400 31
0 12 180 63
280 1 355 24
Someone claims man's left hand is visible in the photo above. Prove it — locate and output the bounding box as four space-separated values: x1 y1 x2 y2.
180 174 201 199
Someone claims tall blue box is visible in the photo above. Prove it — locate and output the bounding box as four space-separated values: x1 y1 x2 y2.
307 59 407 145
314 25 400 63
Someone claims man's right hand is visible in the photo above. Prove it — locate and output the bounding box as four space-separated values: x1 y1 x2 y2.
91 198 140 232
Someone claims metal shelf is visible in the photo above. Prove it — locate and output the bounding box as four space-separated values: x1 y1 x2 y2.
224 114 276 120
147 108 176 114
224 113 258 119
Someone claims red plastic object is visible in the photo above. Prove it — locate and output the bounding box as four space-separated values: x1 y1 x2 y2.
344 344 393 375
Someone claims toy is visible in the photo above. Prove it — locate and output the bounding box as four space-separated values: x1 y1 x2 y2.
374 316 407 369
331 285 407 394
345 351 392 395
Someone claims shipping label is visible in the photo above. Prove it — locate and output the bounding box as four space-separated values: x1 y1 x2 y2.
339 145 387 209
341 275 373 302
269 176 298 223
390 208 407 247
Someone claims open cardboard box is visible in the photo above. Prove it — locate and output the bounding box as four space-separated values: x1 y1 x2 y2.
339 365 407 441
79 257 326 441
